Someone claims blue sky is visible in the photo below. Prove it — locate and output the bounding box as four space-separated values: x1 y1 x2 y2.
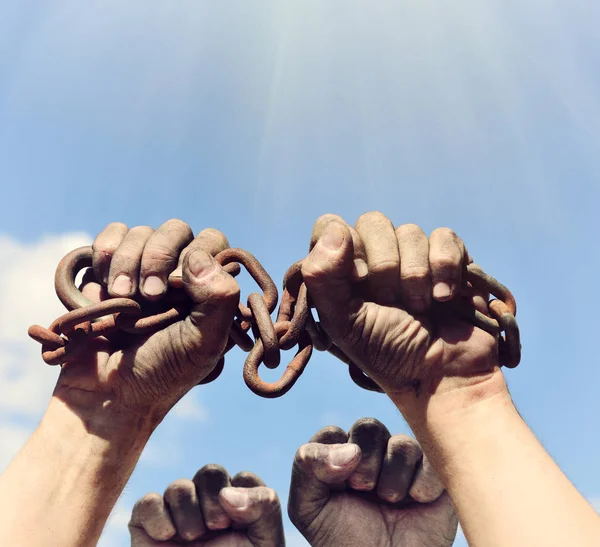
1 1 599 545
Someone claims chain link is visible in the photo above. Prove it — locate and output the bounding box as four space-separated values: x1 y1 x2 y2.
28 245 522 397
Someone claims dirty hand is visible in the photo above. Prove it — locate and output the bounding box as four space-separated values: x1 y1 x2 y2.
129 465 285 547
302 212 501 406
288 418 457 547
55 220 239 420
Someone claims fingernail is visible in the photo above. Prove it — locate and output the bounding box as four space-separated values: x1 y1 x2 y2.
433 281 454 300
353 259 369 280
220 488 248 509
188 250 216 279
112 275 131 296
377 288 396 305
329 444 359 467
143 275 165 296
322 223 345 250
348 475 375 491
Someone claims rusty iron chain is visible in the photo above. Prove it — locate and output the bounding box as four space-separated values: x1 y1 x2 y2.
28 246 521 398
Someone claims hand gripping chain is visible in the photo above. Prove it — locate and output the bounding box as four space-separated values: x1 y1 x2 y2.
28 246 521 398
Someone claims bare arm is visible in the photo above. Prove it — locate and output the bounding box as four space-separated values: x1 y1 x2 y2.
0 393 154 546
301 212 600 547
0 220 239 547
394 375 600 547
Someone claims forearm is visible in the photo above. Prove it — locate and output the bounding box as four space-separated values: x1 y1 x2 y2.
0 392 155 547
393 372 600 547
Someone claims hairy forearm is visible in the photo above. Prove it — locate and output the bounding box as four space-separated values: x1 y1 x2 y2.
0 392 155 547
393 372 600 547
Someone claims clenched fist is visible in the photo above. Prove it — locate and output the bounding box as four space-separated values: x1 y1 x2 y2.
288 418 457 547
56 219 240 419
302 212 501 407
130 465 284 546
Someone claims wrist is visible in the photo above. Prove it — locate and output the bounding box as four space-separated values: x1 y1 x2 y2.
389 366 511 431
49 385 158 450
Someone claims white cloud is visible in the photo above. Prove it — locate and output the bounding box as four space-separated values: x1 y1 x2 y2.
0 233 91 471
98 500 132 547
0 232 213 474
171 390 209 422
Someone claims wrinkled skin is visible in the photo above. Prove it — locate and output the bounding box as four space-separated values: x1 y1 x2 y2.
288 418 458 547
129 465 284 547
301 212 501 401
56 220 240 418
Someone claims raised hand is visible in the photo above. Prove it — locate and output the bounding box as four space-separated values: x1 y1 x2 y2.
288 418 457 547
301 212 500 404
129 465 284 547
56 219 240 418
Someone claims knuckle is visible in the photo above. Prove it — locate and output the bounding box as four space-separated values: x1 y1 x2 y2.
164 479 194 500
295 443 318 469
213 275 241 301
387 435 421 460
396 223 422 236
431 226 457 239
396 224 428 247
263 488 280 510
129 225 154 237
352 417 386 433
400 266 430 283
198 228 229 249
429 252 460 270
163 218 192 234
356 210 388 229
107 221 128 231
143 243 179 267
316 213 344 227
134 492 162 512
369 259 399 275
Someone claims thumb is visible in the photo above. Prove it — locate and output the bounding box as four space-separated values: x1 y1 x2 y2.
219 486 285 547
302 221 360 339
288 443 361 532
180 249 240 362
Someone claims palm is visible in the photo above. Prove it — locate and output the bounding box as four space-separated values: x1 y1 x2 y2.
310 491 456 547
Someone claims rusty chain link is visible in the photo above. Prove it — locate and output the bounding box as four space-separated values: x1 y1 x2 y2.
28 245 521 398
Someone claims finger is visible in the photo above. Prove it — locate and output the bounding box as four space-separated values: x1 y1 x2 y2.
178 249 240 369
107 226 154 297
347 417 391 491
429 227 466 302
193 464 232 531
409 453 445 503
170 228 230 284
302 220 360 340
288 442 361 532
309 214 367 281
92 222 128 285
231 471 266 488
163 479 205 542
309 425 348 445
376 435 423 503
396 224 432 313
140 219 193 300
220 486 285 546
129 492 176 543
355 211 400 305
